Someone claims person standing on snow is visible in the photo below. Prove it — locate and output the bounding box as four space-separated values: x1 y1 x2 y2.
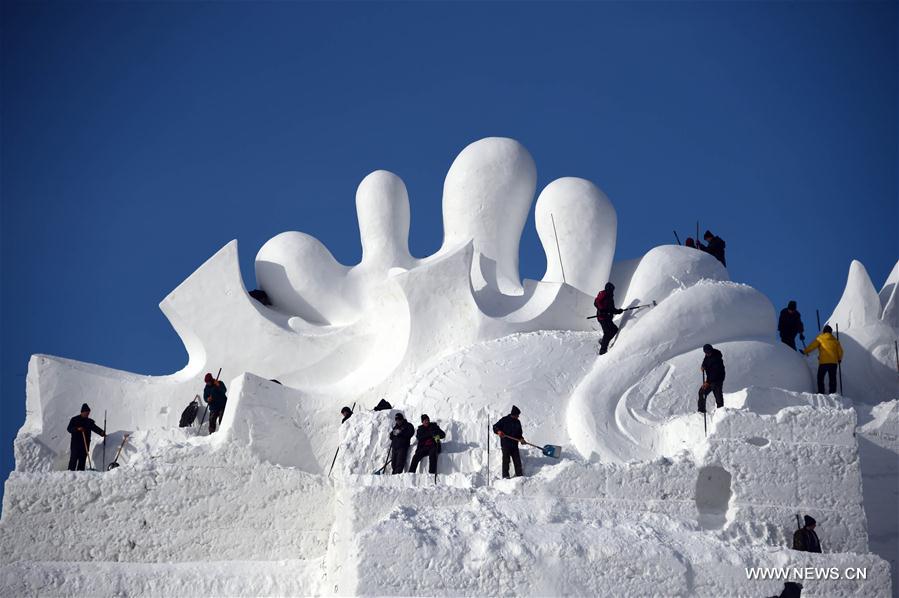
594 282 624 355
66 403 105 471
389 412 415 474
777 300 805 350
492 405 525 478
408 414 446 474
698 344 726 413
202 373 228 434
698 230 727 267
803 325 843 394
793 515 822 553
340 406 353 424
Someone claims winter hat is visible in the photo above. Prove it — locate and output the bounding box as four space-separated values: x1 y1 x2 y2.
81 403 90 413
395 412 404 420
604 282 615 292
822 325 833 334
204 373 214 383
420 414 430 422
340 406 352 415
804 515 816 527
703 344 713 352
510 405 521 416
787 300 797 310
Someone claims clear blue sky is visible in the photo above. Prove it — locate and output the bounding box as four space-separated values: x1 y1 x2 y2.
2 2 896 490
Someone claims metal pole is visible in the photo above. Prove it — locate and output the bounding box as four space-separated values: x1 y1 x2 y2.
816 309 821 332
102 410 107 471
674 231 681 245
836 323 843 394
550 213 566 284
486 419 490 487
702 369 707 437
894 340 898 373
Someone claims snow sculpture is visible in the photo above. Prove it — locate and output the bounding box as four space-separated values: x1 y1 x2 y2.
824 259 899 404
440 137 537 294
4 137 897 597
536 177 617 296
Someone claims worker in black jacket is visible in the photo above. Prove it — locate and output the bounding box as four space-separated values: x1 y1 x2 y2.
777 301 805 350
492 405 525 478
698 344 726 413
390 413 415 474
792 515 822 553
66 403 105 471
408 414 446 474
698 230 726 267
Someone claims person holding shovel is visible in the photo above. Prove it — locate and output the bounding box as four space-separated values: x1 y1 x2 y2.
492 405 525 478
66 403 105 471
390 412 415 474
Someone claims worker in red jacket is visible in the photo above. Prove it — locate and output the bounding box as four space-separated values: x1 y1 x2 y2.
594 282 624 355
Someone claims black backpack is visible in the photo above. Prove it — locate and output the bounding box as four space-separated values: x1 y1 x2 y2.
179 399 199 427
373 398 392 411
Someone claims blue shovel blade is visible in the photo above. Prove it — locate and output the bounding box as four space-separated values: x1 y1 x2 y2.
543 444 562 459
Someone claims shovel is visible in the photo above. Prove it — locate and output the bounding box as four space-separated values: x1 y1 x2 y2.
107 435 129 471
373 445 392 475
506 436 561 459
81 430 95 471
586 300 657 320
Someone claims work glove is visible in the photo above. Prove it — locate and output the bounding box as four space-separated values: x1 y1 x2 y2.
701 382 710 391
615 308 624 315
433 435 441 443
497 431 505 437
519 437 526 444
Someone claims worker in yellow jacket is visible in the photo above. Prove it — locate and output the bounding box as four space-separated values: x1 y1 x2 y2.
803 325 844 394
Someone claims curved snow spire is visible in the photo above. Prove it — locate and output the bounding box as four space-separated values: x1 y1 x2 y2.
255 232 352 325
356 170 413 271
879 260 899 328
440 137 537 294
535 177 617 296
828 260 882 330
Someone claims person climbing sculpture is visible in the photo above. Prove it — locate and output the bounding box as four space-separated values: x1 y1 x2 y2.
594 282 624 355
202 373 228 434
697 230 726 266
777 300 805 350
803 325 843 394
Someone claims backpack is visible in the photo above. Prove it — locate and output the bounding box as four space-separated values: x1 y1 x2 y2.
179 399 200 427
373 398 392 411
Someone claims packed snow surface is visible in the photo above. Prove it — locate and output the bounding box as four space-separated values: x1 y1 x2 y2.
2 137 897 597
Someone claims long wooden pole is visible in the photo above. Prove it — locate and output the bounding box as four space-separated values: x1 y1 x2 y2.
550 213 566 285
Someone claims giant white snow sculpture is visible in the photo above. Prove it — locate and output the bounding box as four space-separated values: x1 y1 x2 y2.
2 137 897 597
